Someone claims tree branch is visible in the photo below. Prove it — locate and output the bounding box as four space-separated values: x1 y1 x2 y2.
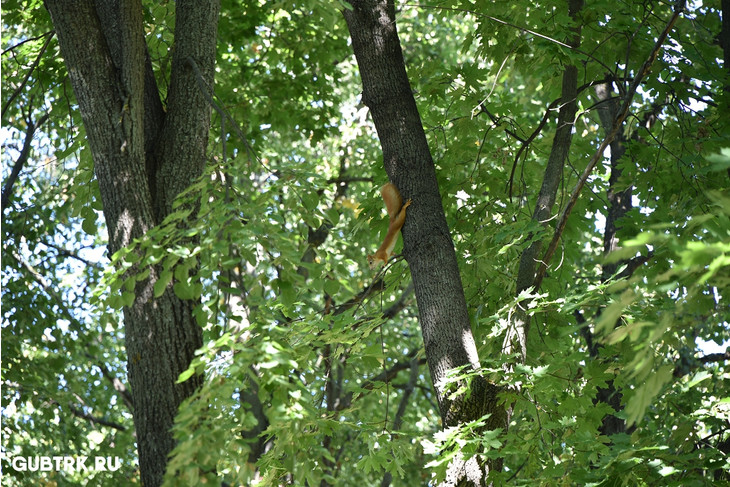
674 350 730 378
1 112 49 212
2 30 54 55
66 403 128 431
85 353 134 411
43 241 99 268
1 32 54 120
337 349 425 412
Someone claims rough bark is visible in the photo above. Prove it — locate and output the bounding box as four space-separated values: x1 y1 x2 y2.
343 1 505 484
42 1 219 486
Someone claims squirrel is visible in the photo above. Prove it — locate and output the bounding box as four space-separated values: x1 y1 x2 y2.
367 182 412 270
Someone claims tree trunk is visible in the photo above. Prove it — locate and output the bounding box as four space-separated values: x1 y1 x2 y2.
343 2 505 484
42 1 220 485
509 0 583 362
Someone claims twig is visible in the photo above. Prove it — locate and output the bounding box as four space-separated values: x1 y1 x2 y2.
1 30 54 55
508 99 559 199
404 3 616 74
380 355 420 487
85 353 134 411
43 241 98 268
674 350 730 378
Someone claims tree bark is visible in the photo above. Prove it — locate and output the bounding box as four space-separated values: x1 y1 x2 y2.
343 2 505 484
42 1 220 485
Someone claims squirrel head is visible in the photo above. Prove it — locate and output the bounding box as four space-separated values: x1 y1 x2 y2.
367 254 385 270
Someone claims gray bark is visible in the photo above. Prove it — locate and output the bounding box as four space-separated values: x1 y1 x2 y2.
42 1 220 485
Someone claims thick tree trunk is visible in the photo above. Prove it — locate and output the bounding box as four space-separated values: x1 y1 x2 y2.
343 1 505 484
43 1 219 485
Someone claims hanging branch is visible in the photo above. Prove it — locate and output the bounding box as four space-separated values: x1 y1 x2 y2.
532 1 686 290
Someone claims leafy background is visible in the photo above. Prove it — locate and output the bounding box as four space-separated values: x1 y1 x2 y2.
2 0 729 485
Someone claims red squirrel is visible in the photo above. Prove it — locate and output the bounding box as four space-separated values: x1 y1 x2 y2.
367 182 411 269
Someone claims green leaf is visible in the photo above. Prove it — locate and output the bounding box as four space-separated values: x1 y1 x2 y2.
154 270 173 298
173 281 194 300
176 367 195 384
121 291 135 307
323 279 340 296
277 279 296 308
626 364 673 426
706 147 730 172
81 207 97 235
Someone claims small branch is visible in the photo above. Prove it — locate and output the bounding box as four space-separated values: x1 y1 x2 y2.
337 350 425 411
1 113 50 212
508 98 559 200
326 176 373 185
67 404 128 431
382 281 414 319
13 250 83 334
616 252 653 280
391 356 420 431
85 353 134 411
2 32 54 120
674 350 730 378
186 56 264 171
533 3 685 290
699 350 730 365
1 30 54 55
333 277 385 315
405 3 616 74
5 381 128 432
507 80 608 200
43 241 98 267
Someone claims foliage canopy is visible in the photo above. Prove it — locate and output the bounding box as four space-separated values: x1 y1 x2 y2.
2 0 729 485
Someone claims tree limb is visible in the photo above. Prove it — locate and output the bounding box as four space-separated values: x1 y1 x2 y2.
85 353 134 411
43 241 99 268
337 349 425 412
66 403 129 431
674 350 730 378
